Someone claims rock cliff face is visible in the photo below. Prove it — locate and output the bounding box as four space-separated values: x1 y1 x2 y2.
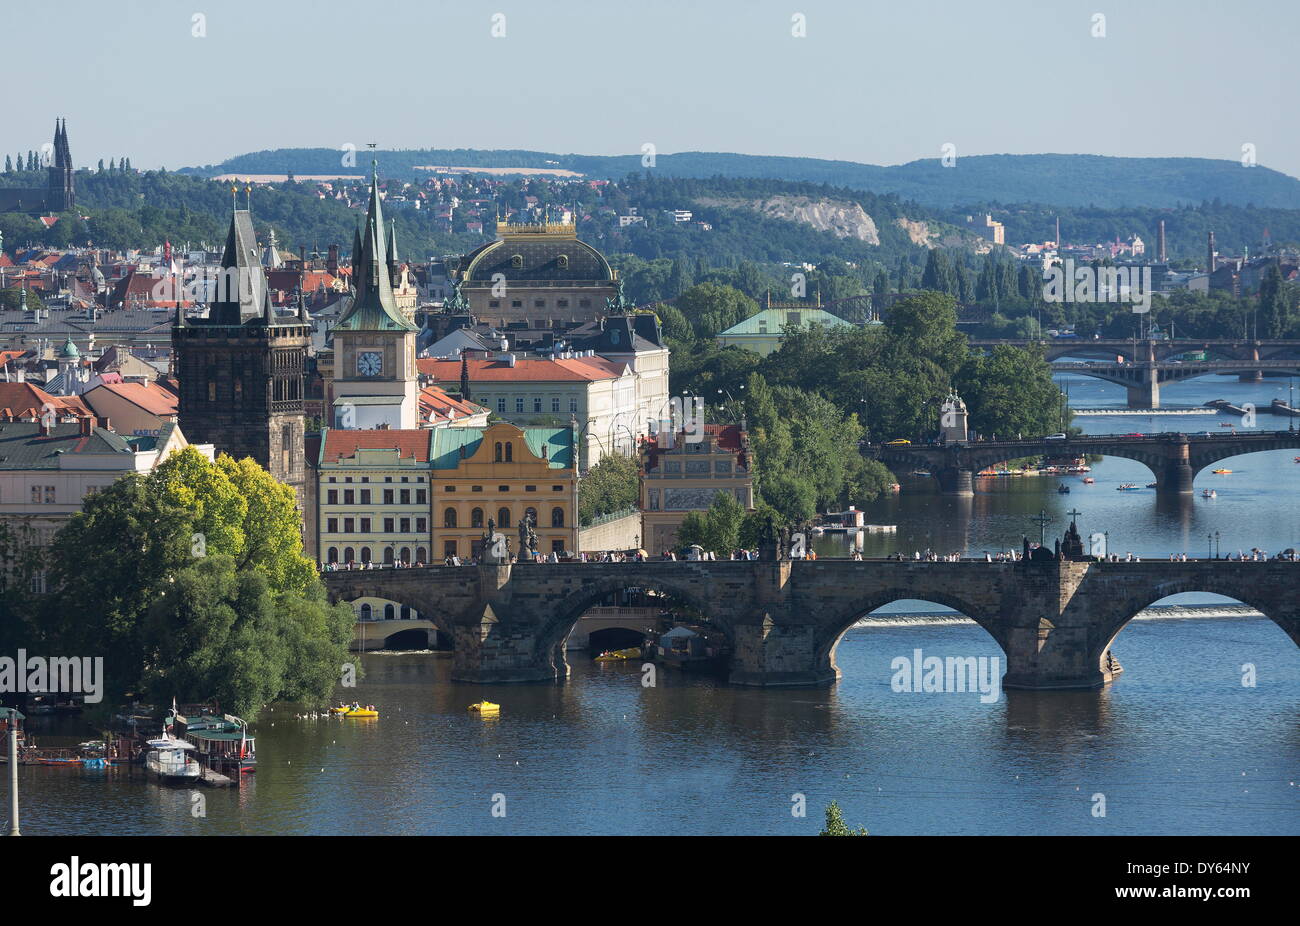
894 217 935 247
695 195 881 244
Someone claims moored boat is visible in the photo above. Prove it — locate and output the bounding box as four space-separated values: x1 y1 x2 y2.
175 711 255 776
468 701 500 714
144 735 202 783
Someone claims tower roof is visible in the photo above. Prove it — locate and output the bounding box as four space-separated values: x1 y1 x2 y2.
58 336 80 359
206 210 269 325
333 171 416 332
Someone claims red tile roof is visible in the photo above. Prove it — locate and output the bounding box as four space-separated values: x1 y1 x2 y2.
417 355 622 383
0 382 93 420
84 381 178 417
322 429 431 463
418 385 488 423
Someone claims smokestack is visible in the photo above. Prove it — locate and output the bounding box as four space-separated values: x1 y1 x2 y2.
1208 231 1217 272
1055 216 1061 252
1157 220 1166 263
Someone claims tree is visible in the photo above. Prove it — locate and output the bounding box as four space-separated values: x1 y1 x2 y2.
701 490 745 554
820 801 869 836
956 344 1068 438
577 453 639 526
1258 263 1291 339
41 448 347 713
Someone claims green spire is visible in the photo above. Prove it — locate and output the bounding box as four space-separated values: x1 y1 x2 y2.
58 336 80 359
334 172 415 332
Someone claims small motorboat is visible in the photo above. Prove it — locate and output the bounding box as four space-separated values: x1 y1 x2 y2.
1145 482 1158 488
1081 477 1095 484
1057 484 1071 493
468 701 500 715
1202 489 1217 498
1117 483 1142 491
1212 468 1232 474
144 736 202 783
344 706 379 718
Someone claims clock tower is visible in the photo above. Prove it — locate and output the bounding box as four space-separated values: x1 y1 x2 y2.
330 167 419 430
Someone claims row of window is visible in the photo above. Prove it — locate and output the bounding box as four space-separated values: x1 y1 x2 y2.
487 298 592 309
443 484 565 493
355 603 420 620
325 488 427 505
494 396 580 414
326 517 428 534
325 475 425 483
327 546 427 565
442 506 565 529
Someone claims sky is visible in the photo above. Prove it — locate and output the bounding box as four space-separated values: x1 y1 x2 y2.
4 0 1298 178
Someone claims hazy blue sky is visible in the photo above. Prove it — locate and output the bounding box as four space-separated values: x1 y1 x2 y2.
5 0 1297 176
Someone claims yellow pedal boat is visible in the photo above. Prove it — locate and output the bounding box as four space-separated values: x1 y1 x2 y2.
468 701 500 714
345 707 379 718
594 647 642 662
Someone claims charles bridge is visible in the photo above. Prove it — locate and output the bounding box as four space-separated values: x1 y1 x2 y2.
322 556 1300 690
866 430 1300 495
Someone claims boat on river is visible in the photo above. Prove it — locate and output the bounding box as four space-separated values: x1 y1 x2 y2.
468 701 500 715
175 711 255 776
1117 483 1142 491
144 735 202 783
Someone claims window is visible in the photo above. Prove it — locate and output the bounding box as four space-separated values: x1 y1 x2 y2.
383 547 394 564
44 486 55 504
552 485 563 492
360 518 371 533
400 518 411 533
551 398 560 413
557 298 569 308
400 489 411 504
489 300 500 308
344 547 355 562
360 489 371 504
515 397 524 413
525 485 537 492
443 541 457 557
358 602 371 620
415 548 427 564
495 441 503 462
400 547 411 564
383 489 394 504
510 254 523 269
551 507 565 528
416 489 427 504
383 518 394 533
328 489 339 504
472 485 483 492
444 486 455 492
579 298 591 308
551 540 564 553
281 424 291 472
497 507 511 528
360 547 372 563
498 485 509 492
343 518 355 533
327 547 338 564
497 398 506 413
533 398 541 413
505 442 513 462
416 517 427 533
569 398 578 413
344 489 355 504
384 604 395 620
534 299 545 308
511 300 522 308
471 508 484 528
557 255 569 269
444 508 457 528
327 518 339 533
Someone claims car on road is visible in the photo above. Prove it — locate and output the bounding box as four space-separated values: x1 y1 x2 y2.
885 439 911 445
1043 433 1067 440
1123 432 1145 437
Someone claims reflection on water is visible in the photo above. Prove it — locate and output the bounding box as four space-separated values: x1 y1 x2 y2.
14 615 1299 836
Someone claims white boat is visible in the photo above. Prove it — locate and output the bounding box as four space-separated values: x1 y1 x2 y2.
1201 489 1217 499
144 735 202 783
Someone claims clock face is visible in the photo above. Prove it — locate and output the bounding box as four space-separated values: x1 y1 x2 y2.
357 351 382 377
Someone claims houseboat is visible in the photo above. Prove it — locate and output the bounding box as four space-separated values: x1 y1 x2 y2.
175 711 255 776
144 735 202 783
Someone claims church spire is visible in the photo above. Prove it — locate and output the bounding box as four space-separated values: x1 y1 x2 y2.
332 168 415 332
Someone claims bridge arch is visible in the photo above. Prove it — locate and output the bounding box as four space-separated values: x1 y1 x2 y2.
815 589 1007 683
1091 578 1300 678
535 572 731 672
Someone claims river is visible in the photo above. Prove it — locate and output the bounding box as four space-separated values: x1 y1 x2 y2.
8 369 1298 835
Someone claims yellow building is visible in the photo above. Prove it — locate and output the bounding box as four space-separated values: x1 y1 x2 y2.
640 424 754 554
430 420 578 560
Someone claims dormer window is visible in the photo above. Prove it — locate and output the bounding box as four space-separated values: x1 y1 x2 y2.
556 254 569 269
510 254 524 269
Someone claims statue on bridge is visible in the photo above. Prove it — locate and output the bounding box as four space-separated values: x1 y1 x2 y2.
518 511 538 558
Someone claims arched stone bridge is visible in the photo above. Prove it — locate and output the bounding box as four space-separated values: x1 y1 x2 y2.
1049 359 1300 408
970 337 1300 364
322 559 1300 689
868 431 1300 495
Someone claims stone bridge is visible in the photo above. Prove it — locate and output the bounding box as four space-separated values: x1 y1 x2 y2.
322 559 1300 689
868 431 1300 495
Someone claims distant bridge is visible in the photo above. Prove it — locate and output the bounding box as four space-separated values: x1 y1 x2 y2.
1049 360 1300 408
322 558 1300 690
865 431 1300 495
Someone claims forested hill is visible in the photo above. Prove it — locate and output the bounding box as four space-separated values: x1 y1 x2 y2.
181 149 1300 209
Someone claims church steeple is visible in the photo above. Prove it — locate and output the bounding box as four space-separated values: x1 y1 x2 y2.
332 168 416 332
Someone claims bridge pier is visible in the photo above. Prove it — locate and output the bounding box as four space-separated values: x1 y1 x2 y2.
729 614 837 687
1125 369 1160 409
935 466 975 497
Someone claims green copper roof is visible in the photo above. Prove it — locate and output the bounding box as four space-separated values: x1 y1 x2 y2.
58 336 79 359
523 428 574 468
333 171 417 333
717 307 852 336
430 427 484 469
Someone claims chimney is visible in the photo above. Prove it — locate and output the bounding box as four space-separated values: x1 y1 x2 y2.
79 416 93 436
506 353 517 368
100 416 111 432
1157 220 1166 263
1208 231 1217 272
